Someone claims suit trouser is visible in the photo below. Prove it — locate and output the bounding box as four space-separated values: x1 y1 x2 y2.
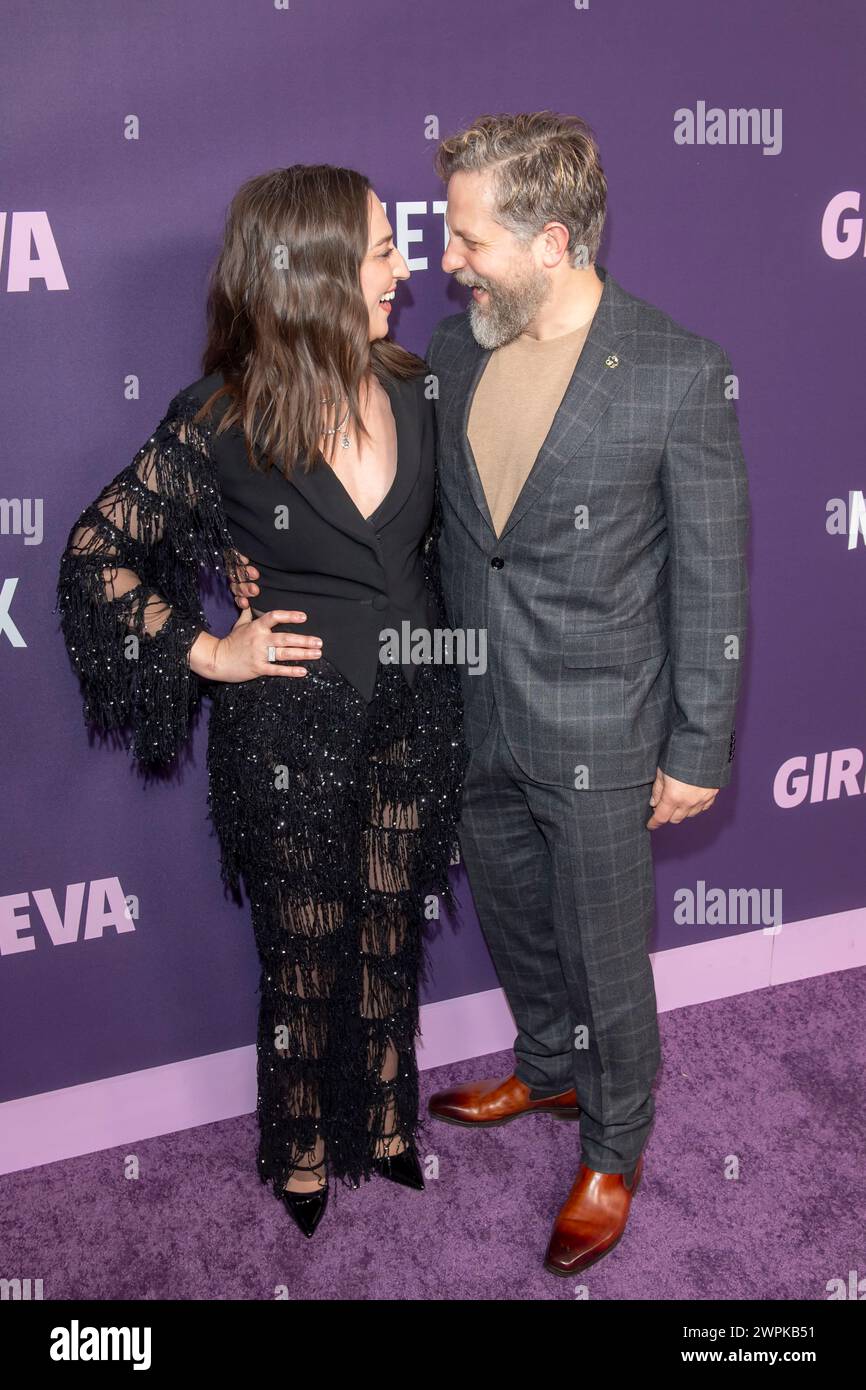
455 699 662 1174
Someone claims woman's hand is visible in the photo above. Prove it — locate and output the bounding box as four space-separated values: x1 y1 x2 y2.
189 608 322 681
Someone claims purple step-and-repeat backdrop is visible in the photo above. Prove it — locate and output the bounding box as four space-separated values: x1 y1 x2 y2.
2 0 864 1109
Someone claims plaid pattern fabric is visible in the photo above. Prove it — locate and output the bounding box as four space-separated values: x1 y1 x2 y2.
427 263 750 791
457 705 660 1171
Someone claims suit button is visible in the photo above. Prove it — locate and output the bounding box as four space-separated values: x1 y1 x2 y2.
372 594 389 610
490 556 504 569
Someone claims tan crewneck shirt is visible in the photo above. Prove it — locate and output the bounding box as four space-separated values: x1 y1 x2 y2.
468 318 593 537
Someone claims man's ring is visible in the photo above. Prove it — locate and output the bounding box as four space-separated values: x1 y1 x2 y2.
267 645 276 663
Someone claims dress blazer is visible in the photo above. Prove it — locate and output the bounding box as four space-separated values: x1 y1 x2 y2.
191 366 442 704
427 263 750 791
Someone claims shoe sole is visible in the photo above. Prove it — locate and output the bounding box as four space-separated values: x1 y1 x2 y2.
428 1105 581 1128
543 1161 643 1277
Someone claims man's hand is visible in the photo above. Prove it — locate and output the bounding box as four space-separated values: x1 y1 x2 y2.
220 550 324 674
225 548 261 610
646 768 718 828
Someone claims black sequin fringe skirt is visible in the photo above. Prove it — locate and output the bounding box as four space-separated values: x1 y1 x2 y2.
205 654 468 1197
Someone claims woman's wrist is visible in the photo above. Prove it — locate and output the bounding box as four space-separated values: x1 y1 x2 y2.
188 629 221 678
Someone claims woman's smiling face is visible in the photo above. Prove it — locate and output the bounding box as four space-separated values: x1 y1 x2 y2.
361 190 410 341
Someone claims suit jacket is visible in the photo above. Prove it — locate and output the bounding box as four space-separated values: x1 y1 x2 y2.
426 263 750 790
55 365 449 770
190 366 442 703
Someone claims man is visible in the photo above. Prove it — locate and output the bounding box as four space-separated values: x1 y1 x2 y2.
229 112 750 1276
423 110 748 1277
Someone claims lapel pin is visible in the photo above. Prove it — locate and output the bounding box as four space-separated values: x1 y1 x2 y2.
604 353 619 369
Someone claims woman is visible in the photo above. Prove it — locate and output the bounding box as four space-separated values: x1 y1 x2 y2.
55 165 468 1238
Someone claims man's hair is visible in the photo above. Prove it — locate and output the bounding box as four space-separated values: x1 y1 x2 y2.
434 111 607 266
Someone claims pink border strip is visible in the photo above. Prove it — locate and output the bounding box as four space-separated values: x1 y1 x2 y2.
2 907 864 1177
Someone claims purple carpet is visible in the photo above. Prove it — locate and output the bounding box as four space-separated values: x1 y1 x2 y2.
3 966 863 1300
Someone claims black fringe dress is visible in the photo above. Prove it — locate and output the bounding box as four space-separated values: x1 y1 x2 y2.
55 384 468 1196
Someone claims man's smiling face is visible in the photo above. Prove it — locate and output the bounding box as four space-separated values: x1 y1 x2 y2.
441 168 551 349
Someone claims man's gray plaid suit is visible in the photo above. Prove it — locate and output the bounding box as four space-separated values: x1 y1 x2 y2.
426 264 750 1173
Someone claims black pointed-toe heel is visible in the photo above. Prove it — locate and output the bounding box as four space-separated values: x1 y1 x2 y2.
370 1139 425 1191
280 1158 329 1237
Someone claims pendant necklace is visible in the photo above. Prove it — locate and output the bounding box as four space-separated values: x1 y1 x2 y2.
320 394 351 449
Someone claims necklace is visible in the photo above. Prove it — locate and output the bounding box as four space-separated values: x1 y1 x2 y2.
320 393 351 449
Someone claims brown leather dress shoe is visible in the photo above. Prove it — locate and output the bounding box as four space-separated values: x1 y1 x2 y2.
428 1073 581 1126
544 1155 644 1276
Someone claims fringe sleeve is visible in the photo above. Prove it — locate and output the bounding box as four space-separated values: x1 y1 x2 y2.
55 389 238 769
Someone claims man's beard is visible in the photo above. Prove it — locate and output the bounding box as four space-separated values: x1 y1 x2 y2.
458 261 551 349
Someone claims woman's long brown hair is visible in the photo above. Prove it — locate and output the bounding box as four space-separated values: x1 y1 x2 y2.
194 164 426 476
